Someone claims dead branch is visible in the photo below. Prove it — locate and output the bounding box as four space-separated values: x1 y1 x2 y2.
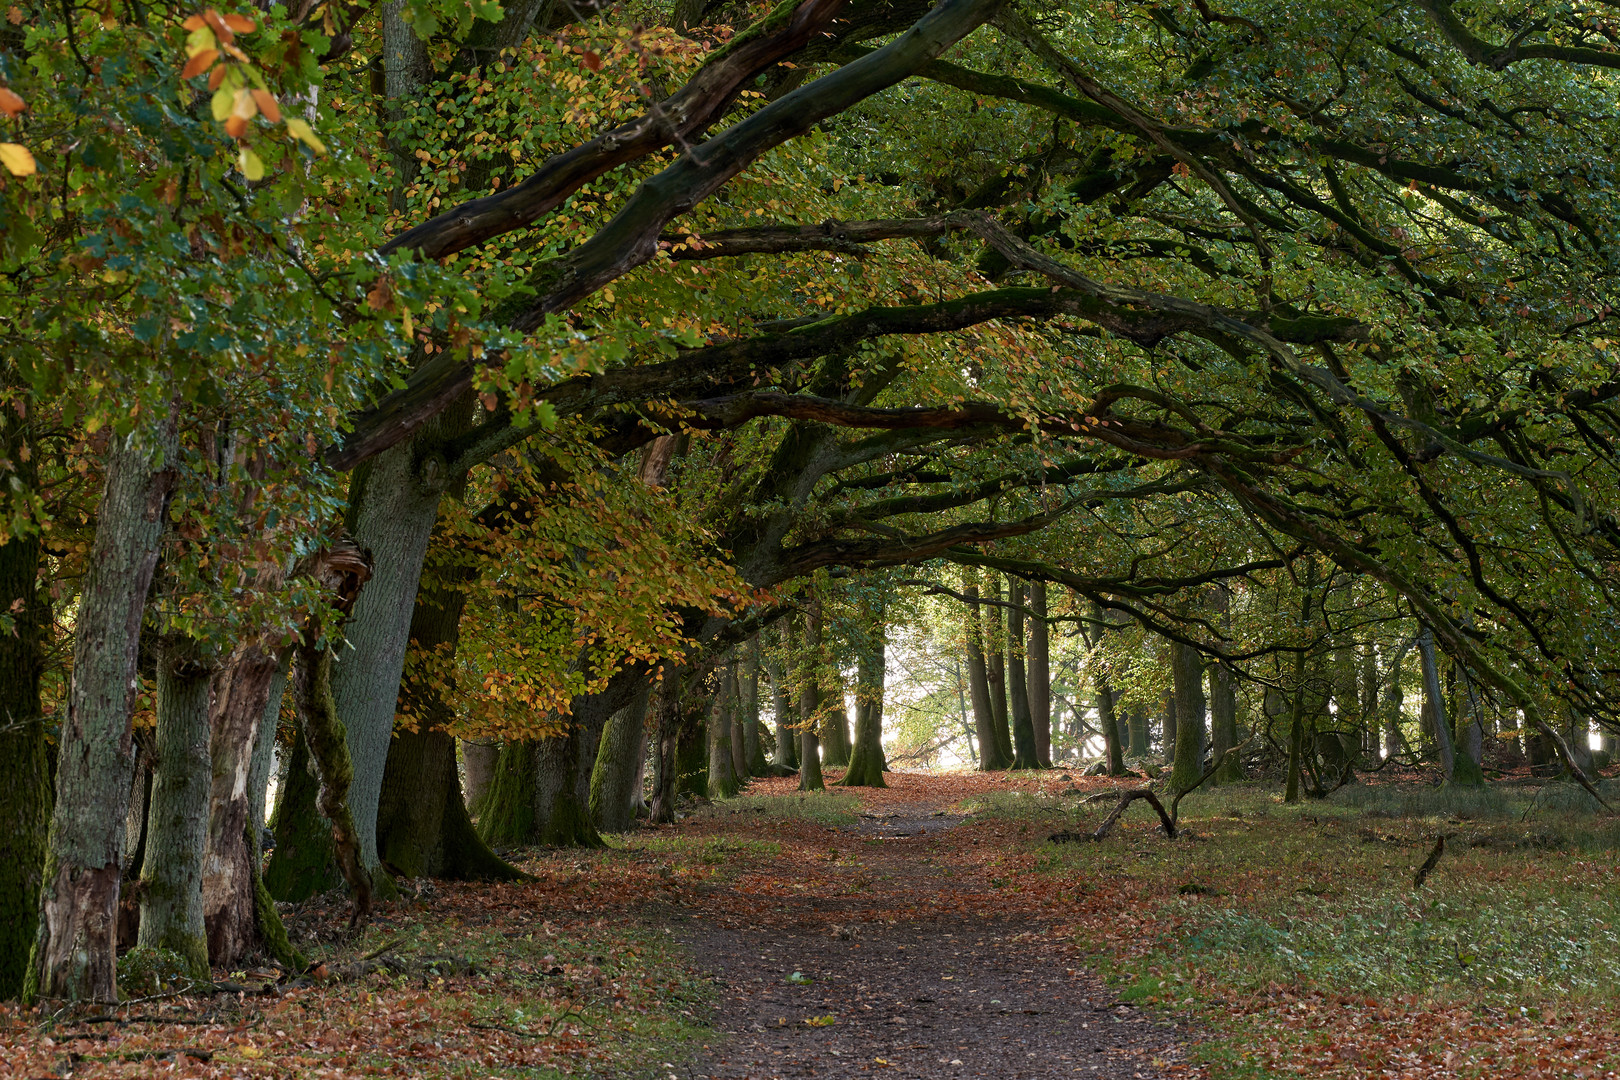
1413 834 1447 888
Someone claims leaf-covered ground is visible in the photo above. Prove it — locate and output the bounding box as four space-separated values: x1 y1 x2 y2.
3 770 1617 1079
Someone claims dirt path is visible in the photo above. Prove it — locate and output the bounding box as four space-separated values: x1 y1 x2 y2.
663 796 1189 1079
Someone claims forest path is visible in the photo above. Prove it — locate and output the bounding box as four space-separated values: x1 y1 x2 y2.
658 777 1190 1079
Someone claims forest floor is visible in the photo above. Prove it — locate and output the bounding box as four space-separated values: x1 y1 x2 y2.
4 769 1620 1079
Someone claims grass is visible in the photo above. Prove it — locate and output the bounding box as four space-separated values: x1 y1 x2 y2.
1019 781 1620 1077
697 790 860 827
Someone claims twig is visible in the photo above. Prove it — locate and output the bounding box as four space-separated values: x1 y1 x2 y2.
1413 834 1447 888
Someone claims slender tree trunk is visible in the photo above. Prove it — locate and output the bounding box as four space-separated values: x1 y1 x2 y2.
964 586 1009 770
137 641 213 978
1006 579 1040 769
727 660 750 781
1417 627 1460 782
1169 641 1208 794
986 577 1012 765
1093 670 1126 776
841 633 887 787
744 639 768 775
592 681 653 833
1385 641 1410 759
1161 687 1178 766
1210 663 1241 783
0 478 49 1000
33 417 177 1003
1565 705 1596 777
769 624 798 771
708 670 741 800
799 608 826 792
953 659 978 765
1284 563 1317 804
1028 581 1052 767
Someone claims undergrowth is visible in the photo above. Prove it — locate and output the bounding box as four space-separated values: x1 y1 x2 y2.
699 791 860 827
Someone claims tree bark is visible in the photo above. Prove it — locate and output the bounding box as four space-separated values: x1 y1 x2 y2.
137 641 213 979
727 659 750 781
840 633 887 787
1006 579 1041 769
201 643 284 968
1161 685 1177 766
820 674 852 768
1028 581 1052 767
376 562 520 880
462 739 497 810
769 625 799 771
591 681 653 833
1417 626 1461 782
476 739 538 845
1168 640 1207 795
798 609 826 792
33 416 177 1003
1093 669 1126 776
1127 705 1149 760
985 576 1013 765
0 461 49 1000
263 727 342 901
744 639 769 775
707 671 742 799
1210 663 1241 783
964 585 1010 770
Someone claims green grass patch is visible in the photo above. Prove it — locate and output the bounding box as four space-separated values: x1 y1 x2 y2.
697 791 860 827
624 834 782 865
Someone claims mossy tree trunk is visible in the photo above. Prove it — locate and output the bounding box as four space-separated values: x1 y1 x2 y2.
707 669 741 800
1006 579 1041 770
839 634 886 788
137 639 213 980
33 416 176 1003
376 566 520 881
1127 705 1149 759
1028 582 1052 767
1168 641 1208 795
591 681 652 833
263 728 342 901
798 609 825 792
1161 687 1177 766
0 468 49 1001
726 659 750 782
476 739 538 846
461 739 498 810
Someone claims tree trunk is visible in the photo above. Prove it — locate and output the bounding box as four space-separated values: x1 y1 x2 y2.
263 727 342 901
820 673 852 768
1284 563 1317 804
376 563 520 880
33 416 177 1003
985 577 1013 765
477 739 538 845
1006 579 1041 769
201 644 285 968
1128 706 1149 759
1160 687 1177 766
1565 705 1596 778
798 609 826 792
137 641 213 979
768 625 798 771
744 639 769 775
1093 669 1126 776
1168 641 1207 795
727 660 750 781
591 681 653 833
327 395 472 878
1028 581 1052 767
461 739 497 810
841 635 887 787
530 670 642 847
1210 663 1241 783
1417 626 1460 782
707 673 741 800
0 484 49 1001
964 586 1010 770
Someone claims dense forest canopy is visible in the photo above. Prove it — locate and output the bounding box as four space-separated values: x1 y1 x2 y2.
3 0 1620 1012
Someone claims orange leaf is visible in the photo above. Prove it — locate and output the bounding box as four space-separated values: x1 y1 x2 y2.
581 50 602 71
224 114 247 137
250 89 280 123
202 9 233 42
180 48 218 79
208 64 227 90
182 13 206 29
222 12 255 32
0 87 23 116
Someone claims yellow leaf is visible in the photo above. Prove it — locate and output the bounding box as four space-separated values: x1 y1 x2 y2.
284 117 325 154
185 24 216 57
210 86 233 121
0 142 35 176
238 146 264 181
